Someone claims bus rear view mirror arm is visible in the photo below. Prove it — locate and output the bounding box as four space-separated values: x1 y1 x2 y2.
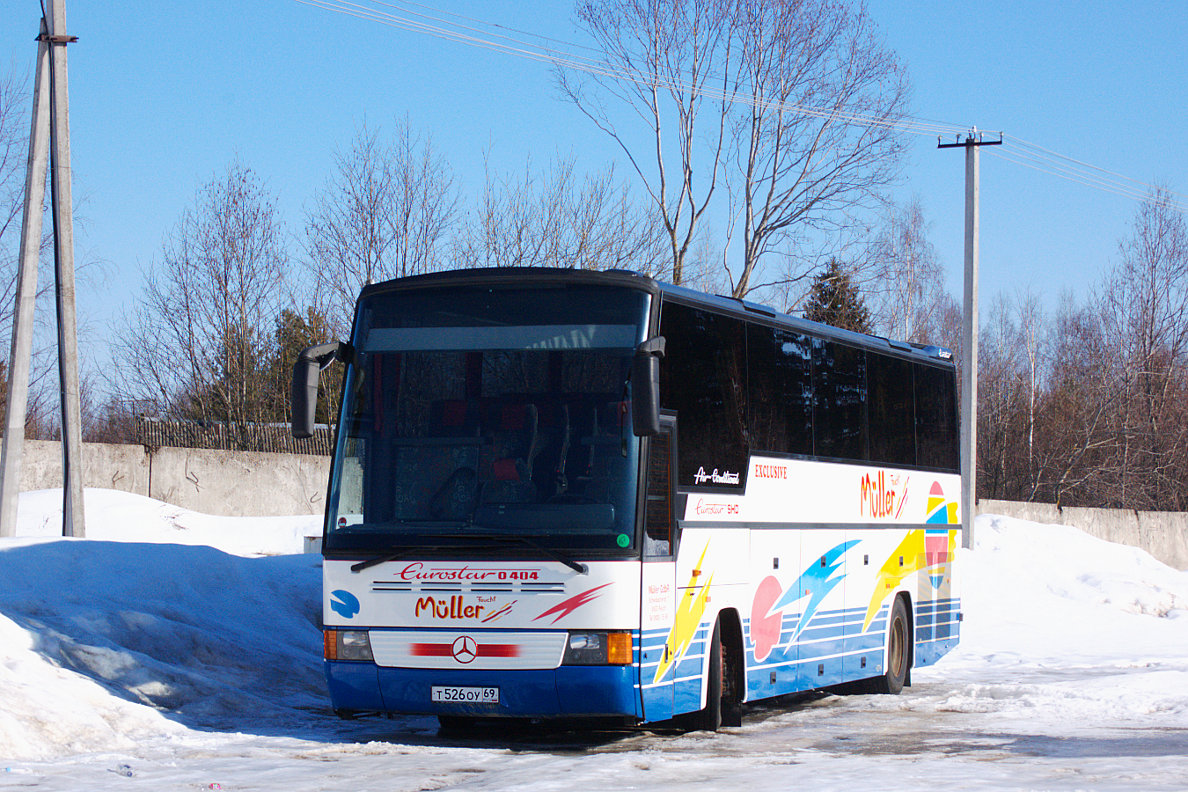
632 336 666 437
291 341 350 439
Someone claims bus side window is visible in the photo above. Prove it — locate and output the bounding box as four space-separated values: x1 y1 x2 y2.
915 363 959 471
813 340 867 462
868 354 916 467
644 424 675 558
747 323 813 456
659 302 749 489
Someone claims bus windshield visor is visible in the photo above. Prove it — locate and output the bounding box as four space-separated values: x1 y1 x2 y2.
325 283 649 556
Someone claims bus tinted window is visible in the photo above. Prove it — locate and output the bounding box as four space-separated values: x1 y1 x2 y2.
915 363 959 471
867 354 916 467
813 340 866 461
659 303 749 489
747 324 813 456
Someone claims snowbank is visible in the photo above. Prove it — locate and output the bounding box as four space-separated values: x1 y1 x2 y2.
1 491 324 761
14 489 320 556
905 515 1188 732
1 489 1186 789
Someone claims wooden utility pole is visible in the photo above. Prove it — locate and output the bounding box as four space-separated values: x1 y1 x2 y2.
939 128 1001 550
0 2 85 538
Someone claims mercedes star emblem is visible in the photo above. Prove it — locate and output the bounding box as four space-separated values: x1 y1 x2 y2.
451 635 478 664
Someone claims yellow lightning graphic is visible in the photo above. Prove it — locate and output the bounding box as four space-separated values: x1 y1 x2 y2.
653 543 713 684
862 529 926 632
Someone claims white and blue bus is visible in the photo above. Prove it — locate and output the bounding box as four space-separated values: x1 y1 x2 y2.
292 267 961 730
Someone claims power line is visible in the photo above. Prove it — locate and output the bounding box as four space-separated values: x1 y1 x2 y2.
292 0 970 139
1007 136 1188 203
293 0 1184 211
989 145 1187 213
368 0 606 55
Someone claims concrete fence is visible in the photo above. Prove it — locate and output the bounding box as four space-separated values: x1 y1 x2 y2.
978 499 1188 571
14 440 1188 569
18 439 330 517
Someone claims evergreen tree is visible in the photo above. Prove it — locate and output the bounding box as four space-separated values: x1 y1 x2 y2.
803 258 872 333
271 306 341 425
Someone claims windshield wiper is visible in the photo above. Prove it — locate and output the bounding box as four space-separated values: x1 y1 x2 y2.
349 546 415 574
498 535 589 575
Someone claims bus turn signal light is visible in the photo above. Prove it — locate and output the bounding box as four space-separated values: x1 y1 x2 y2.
606 632 633 665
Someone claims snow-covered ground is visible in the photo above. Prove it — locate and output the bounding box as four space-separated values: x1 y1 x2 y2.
2 489 1187 791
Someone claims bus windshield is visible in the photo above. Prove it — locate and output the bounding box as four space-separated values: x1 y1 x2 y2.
325 283 650 557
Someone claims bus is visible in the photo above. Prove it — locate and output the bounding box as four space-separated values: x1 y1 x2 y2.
292 267 962 730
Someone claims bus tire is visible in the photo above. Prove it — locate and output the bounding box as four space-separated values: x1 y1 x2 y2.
683 620 740 731
869 596 910 695
719 615 744 727
696 622 724 731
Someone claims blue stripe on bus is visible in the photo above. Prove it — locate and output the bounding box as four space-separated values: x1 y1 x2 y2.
643 596 962 705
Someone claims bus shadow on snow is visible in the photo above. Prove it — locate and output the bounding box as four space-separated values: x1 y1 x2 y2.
325 704 1188 762
331 691 835 753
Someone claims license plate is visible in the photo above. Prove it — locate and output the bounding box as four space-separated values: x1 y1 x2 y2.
431 686 499 704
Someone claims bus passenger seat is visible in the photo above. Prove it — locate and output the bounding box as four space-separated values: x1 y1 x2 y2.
482 403 539 503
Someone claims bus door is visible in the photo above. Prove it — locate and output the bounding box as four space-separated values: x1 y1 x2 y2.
640 417 678 722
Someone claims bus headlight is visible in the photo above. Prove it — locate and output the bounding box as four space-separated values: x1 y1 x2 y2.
562 631 632 665
324 629 374 662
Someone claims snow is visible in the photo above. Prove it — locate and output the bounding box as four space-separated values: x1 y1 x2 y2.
2 489 1187 790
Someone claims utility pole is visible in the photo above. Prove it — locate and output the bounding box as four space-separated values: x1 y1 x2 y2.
47 0 87 538
0 2 85 538
939 128 1001 551
0 20 51 539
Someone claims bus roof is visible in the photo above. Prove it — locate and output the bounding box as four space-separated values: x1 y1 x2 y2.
357 267 955 366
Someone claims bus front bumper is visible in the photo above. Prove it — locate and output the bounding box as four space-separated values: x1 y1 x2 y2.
326 661 642 720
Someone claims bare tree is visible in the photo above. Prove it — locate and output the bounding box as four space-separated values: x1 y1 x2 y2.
864 197 946 342
1098 189 1188 509
304 121 457 333
562 0 909 297
976 294 1022 500
962 192 1188 511
976 289 1049 501
561 0 736 286
727 0 908 297
1038 296 1117 507
1015 290 1044 492
453 153 671 275
116 162 288 437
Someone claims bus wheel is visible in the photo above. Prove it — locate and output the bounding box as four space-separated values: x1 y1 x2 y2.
694 622 724 731
682 620 742 731
869 596 910 695
720 620 743 727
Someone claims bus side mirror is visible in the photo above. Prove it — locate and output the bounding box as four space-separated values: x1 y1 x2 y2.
632 336 665 437
291 341 348 439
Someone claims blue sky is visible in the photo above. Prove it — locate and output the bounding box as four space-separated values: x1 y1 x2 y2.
2 1 1186 364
